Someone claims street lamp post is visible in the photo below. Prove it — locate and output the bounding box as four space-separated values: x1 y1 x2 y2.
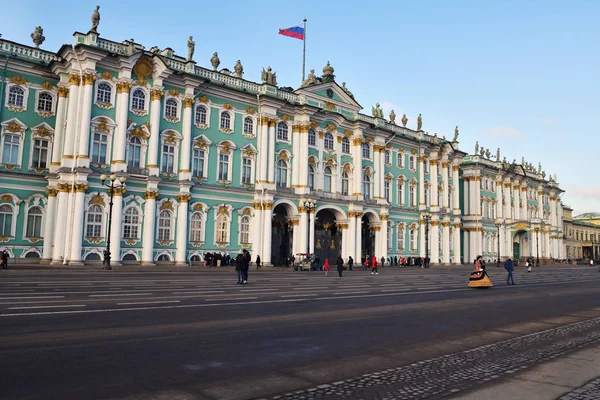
100 174 126 270
494 218 503 267
300 198 317 255
423 212 431 267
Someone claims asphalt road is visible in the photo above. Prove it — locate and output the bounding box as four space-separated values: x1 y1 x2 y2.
1 265 599 400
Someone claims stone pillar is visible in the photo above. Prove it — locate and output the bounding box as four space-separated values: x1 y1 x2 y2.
147 89 163 177
496 181 503 219
544 230 550 259
76 73 96 168
442 161 449 209
430 159 439 210
298 125 309 189
453 166 460 215
352 212 363 261
51 184 70 263
373 145 381 199
453 223 462 264
179 98 194 180
42 188 58 261
258 118 269 184
112 81 132 172
292 219 301 257
463 177 470 216
419 155 425 210
69 183 88 264
50 87 69 172
352 138 363 196
142 190 159 265
175 193 191 265
62 75 80 168
109 188 125 266
262 202 273 264
379 216 389 260
503 181 511 221
374 224 383 260
252 201 263 259
442 221 450 264
292 124 301 188
430 219 440 264
267 120 276 184
514 183 521 220
420 219 426 258
379 147 386 200
463 229 470 264
309 208 316 254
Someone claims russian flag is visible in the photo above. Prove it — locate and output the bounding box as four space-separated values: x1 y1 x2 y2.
279 24 305 40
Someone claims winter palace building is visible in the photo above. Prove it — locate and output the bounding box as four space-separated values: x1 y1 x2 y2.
0 15 565 266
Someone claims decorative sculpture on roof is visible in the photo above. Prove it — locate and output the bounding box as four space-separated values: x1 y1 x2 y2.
432 133 439 144
453 126 459 142
211 52 220 71
234 60 244 77
503 156 507 163
474 141 479 155
301 69 318 87
538 162 542 173
554 173 557 182
261 67 278 85
401 114 408 127
417 114 423 131
31 26 45 48
322 61 335 83
371 103 384 119
485 148 491 159
480 147 485 157
496 148 500 160
187 36 195 61
389 110 396 124
90 5 101 32
341 82 354 98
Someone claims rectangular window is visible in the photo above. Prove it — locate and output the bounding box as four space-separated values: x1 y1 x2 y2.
26 213 42 238
384 181 390 202
161 144 175 173
397 183 403 206
192 149 205 178
2 134 20 165
86 213 102 238
397 228 405 251
410 186 415 207
91 132 108 164
242 157 252 184
32 139 49 169
218 153 229 181
397 153 404 168
410 230 416 251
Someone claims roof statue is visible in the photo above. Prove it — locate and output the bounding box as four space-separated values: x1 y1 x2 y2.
417 114 423 131
480 147 485 157
496 148 500 160
90 5 100 32
503 156 507 163
453 126 459 142
389 109 396 124
521 156 525 165
210 52 220 71
474 141 479 155
371 103 384 119
31 26 45 48
554 173 557 182
301 69 318 87
401 114 408 127
234 60 244 77
322 61 335 83
538 162 542 173
261 66 277 86
341 82 354 98
187 36 195 61
485 148 491 159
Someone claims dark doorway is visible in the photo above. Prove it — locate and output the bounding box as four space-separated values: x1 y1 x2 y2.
271 204 293 266
361 214 376 260
314 209 341 266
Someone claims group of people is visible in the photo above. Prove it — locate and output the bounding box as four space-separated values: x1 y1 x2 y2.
234 249 252 284
470 255 516 286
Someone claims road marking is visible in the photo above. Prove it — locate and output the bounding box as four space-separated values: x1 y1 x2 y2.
117 300 181 305
204 297 258 301
333 291 370 295
172 290 225 295
89 293 152 297
0 296 65 300
280 293 318 297
8 304 86 310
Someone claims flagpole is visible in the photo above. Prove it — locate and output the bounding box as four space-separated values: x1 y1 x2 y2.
302 18 307 82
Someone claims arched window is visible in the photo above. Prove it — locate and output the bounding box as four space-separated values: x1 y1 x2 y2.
423 159 429 173
157 254 171 262
323 167 332 193
26 206 43 238
409 156 415 170
2 133 20 165
37 92 53 112
32 138 49 169
240 216 251 244
123 208 140 239
165 98 178 118
91 131 108 164
190 212 203 242
277 122 288 141
397 181 404 206
158 210 173 241
384 150 391 165
362 142 370 158
397 226 405 251
220 112 231 130
308 165 315 190
409 185 416 207
276 159 288 188
308 129 316 146
127 137 142 168
342 137 350 154
8 86 24 107
424 187 429 207
341 171 349 196
162 142 176 173
387 224 393 251
241 156 252 184
131 89 145 111
216 214 229 243
123 253 137 261
397 152 405 168
0 204 12 236
324 133 334 150
410 229 416 251
195 105 207 125
384 180 391 202
85 205 103 238
363 174 371 199
243 117 253 135
96 83 112 104
218 152 229 181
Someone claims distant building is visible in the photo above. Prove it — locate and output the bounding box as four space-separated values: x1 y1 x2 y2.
563 208 600 259
0 12 565 266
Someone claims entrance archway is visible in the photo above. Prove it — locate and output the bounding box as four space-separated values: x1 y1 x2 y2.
314 209 341 265
271 204 293 266
513 230 530 261
361 212 378 262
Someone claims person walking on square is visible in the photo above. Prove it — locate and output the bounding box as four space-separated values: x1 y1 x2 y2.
1 249 8 269
323 258 330 276
256 255 261 270
235 252 244 284
348 256 354 271
371 255 378 275
242 249 251 284
336 255 344 277
505 257 515 285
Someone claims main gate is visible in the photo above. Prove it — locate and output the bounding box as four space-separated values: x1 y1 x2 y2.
314 209 341 265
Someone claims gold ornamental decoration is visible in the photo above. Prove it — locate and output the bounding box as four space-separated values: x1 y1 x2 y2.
324 101 335 111
344 130 352 137
133 56 153 82
223 103 233 110
178 193 191 203
41 81 54 90
96 117 109 133
280 114 290 121
57 87 69 98
82 73 96 85
117 81 132 94
68 74 81 86
217 205 230 216
6 123 24 133
57 183 71 192
246 107 255 115
150 89 164 101
144 190 159 200
168 89 180 97
198 96 209 103
45 188 58 197
75 183 88 193
100 71 113 81
9 76 27 85
160 200 174 211
194 138 207 148
326 123 336 132
183 97 194 108
352 137 364 146
35 128 51 137
0 194 13 203
89 194 105 206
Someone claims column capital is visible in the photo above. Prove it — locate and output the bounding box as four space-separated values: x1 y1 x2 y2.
82 73 97 85
68 74 81 86
178 193 191 203
117 81 133 94
46 188 59 197
263 201 274 210
57 86 69 98
75 183 89 193
144 190 159 199
183 97 194 108
113 187 127 196
57 183 71 192
151 89 164 101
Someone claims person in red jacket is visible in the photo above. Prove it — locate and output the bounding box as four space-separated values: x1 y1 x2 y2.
323 258 330 276
371 255 378 275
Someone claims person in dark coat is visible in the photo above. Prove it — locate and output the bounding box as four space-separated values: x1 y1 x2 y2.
242 249 251 284
256 255 261 270
1 249 8 269
235 252 244 284
348 256 354 271
505 257 515 285
336 255 344 277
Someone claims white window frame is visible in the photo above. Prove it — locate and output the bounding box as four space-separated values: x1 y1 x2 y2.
241 155 253 185
157 209 175 242
276 159 290 188
122 206 142 240
362 142 371 159
397 179 405 206
129 86 149 116
219 110 234 134
387 223 393 251
5 83 29 112
0 199 19 238
397 225 405 251
85 204 105 239
342 137 350 154
192 147 207 179
213 204 233 246
216 140 236 183
189 211 205 243
31 136 51 169
276 121 290 142
384 150 391 166
308 164 315 190
159 130 182 175
35 90 56 117
323 166 333 193
237 211 252 247
397 151 405 169
1 130 24 166
163 96 181 123
409 185 416 207
410 229 417 251
384 180 391 202
362 172 371 199
25 205 44 239
94 79 116 109
91 130 110 165
243 116 256 138
308 129 316 147
89 117 116 166
324 132 334 150
341 171 349 195
126 136 144 169
194 104 209 128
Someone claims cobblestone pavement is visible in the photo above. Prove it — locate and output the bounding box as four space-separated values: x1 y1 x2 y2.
264 317 600 400
559 377 600 400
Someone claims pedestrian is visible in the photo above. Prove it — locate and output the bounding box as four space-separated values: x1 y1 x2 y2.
348 256 353 271
363 256 369 271
235 252 244 284
381 256 386 268
242 249 251 284
337 255 344 277
256 255 261 270
505 257 515 285
323 258 330 276
371 255 378 275
1 249 8 269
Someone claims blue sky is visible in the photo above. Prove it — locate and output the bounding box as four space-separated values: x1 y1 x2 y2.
3 0 599 215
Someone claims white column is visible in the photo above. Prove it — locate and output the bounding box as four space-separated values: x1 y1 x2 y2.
179 98 193 179
514 183 521 220
292 124 300 187
442 161 449 209
69 184 88 264
430 220 440 264
419 221 426 258
354 213 362 261
175 194 190 265
375 224 384 259
309 209 316 254
292 221 301 257
503 182 511 221
262 203 273 264
453 223 462 264
42 189 58 261
379 147 385 200
463 177 470 215
442 221 450 264
147 89 163 176
430 160 439 210
453 166 460 214
252 203 263 258
352 138 362 196
267 121 276 184
52 186 70 263
346 217 355 261
373 146 381 199
463 229 470 264
142 191 157 264
76 74 95 168
112 82 131 172
109 190 124 265
62 75 80 165
419 156 425 209
298 126 308 188
544 230 550 259
50 88 68 171
258 118 269 183
496 181 503 219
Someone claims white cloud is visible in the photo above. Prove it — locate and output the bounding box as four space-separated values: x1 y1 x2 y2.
485 126 523 138
536 117 557 126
